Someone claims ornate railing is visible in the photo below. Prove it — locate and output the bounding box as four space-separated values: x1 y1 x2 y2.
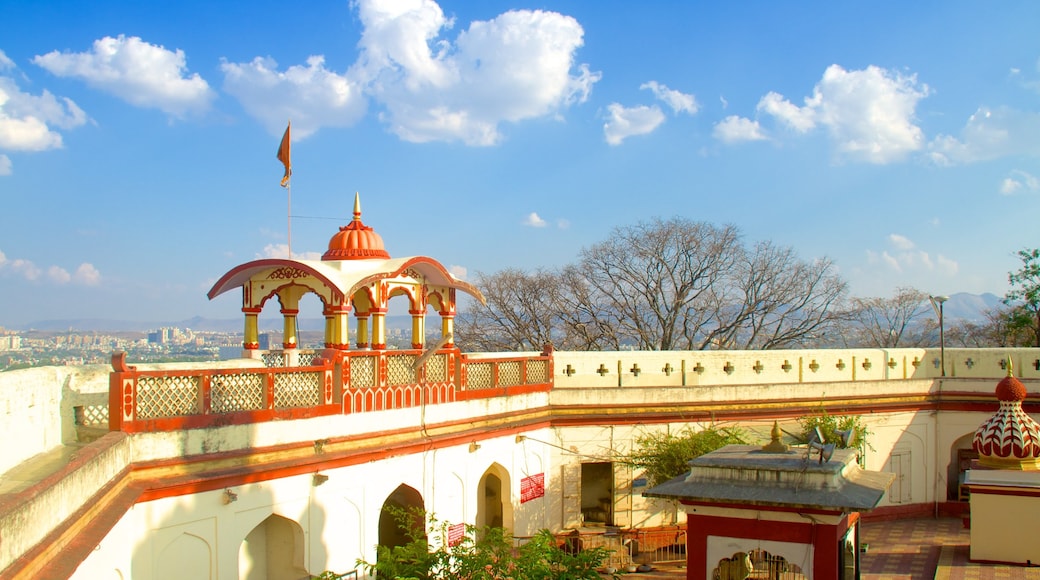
108 348 553 433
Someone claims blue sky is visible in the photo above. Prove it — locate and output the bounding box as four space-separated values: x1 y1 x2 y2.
1 0 1039 328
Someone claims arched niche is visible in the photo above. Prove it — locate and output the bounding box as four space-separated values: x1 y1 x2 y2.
476 463 514 535
238 514 309 580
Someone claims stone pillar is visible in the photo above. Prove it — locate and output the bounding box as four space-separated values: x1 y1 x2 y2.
355 314 370 349
410 309 425 350
441 314 455 345
371 308 387 350
243 307 261 355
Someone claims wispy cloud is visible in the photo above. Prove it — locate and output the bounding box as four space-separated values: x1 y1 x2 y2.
1000 169 1039 195
713 115 767 143
603 103 665 145
0 249 101 285
640 81 698 115
865 234 958 276
33 35 214 118
929 107 1040 166
256 244 322 260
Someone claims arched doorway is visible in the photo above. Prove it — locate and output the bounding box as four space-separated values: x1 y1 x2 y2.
476 463 513 534
238 514 309 580
948 431 978 501
378 484 426 556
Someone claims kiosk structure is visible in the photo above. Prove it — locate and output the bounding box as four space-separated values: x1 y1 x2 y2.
647 426 893 580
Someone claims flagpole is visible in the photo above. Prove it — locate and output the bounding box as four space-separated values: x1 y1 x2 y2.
277 120 293 259
287 180 292 259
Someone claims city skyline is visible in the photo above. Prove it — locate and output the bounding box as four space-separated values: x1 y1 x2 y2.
2 0 1039 326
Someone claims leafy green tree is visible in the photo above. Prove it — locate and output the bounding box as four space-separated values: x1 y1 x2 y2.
353 507 614 580
1004 248 1040 346
620 425 748 487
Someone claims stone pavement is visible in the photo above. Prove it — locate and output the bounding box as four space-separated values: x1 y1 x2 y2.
860 517 1040 580
599 517 1040 579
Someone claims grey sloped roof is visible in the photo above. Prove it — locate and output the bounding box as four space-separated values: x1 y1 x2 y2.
644 444 895 512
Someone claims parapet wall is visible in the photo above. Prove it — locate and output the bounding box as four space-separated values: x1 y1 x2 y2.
551 347 1038 389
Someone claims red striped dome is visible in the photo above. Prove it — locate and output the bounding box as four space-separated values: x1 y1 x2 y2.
322 194 390 261
972 362 1040 468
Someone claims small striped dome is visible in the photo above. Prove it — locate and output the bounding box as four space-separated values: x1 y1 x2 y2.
322 193 390 261
972 361 1040 469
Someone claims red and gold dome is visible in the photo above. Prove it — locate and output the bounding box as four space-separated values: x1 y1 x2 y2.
322 193 391 261
972 359 1040 470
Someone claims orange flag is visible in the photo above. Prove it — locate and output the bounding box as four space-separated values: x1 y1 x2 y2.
277 122 291 187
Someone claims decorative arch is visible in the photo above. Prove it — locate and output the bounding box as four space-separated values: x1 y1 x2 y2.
239 514 309 580
948 431 978 501
476 463 514 535
378 484 426 559
155 532 211 580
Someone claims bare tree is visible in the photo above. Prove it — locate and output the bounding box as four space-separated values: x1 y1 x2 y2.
457 217 849 352
718 243 848 349
579 218 741 350
844 287 932 347
454 269 559 352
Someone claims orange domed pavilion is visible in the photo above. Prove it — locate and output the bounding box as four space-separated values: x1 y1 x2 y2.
208 193 484 357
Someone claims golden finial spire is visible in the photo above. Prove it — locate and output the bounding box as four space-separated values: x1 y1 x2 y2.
762 420 789 453
1007 355 1014 378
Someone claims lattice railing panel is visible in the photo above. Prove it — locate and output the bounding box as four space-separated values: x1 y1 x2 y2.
273 372 321 409
76 404 109 426
498 361 522 386
137 375 200 419
468 362 493 389
526 359 549 384
425 353 448 383
211 373 265 413
261 352 285 368
350 356 376 389
388 355 418 386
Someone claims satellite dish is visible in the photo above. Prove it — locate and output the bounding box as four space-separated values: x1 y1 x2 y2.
835 428 856 448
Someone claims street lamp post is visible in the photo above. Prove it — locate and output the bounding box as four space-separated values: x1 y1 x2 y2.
929 295 950 377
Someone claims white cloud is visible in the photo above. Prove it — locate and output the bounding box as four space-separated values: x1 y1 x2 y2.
256 244 322 260
757 91 816 133
0 50 13 71
928 107 1040 165
74 263 102 286
353 0 599 145
0 76 88 152
865 235 958 277
0 154 10 176
48 265 71 284
33 35 214 117
448 264 468 280
523 212 547 227
556 218 570 229
603 103 665 145
756 64 929 164
221 56 366 139
0 249 97 284
713 115 767 143
888 233 915 251
1000 169 1040 195
720 95 728 109
640 81 698 115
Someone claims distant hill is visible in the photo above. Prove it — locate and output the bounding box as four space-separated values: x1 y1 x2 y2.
941 292 1003 322
9 315 416 333
6 293 1004 333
